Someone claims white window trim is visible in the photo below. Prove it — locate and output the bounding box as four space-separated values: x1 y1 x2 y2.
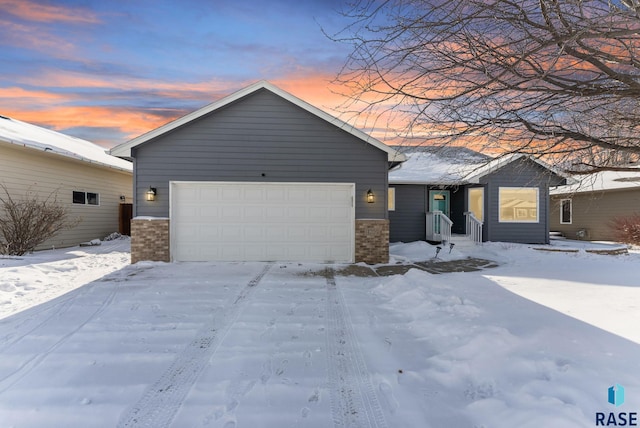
73 191 101 206
388 187 396 211
560 198 572 224
498 187 539 223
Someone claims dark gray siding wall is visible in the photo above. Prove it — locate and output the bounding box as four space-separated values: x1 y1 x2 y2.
133 89 388 219
389 185 427 242
481 159 565 244
389 184 465 241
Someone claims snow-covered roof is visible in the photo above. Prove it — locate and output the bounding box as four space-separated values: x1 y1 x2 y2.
109 80 406 164
389 147 572 185
389 148 488 185
0 115 132 172
551 166 640 195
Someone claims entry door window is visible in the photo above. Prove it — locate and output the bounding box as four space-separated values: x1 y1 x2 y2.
468 187 484 222
429 190 450 216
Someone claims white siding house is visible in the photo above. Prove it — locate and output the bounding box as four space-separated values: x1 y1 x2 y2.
0 115 133 250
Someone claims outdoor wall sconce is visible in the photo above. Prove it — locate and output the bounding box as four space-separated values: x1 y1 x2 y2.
366 189 375 203
146 187 157 202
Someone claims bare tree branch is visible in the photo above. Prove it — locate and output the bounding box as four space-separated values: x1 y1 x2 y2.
332 0 640 172
0 185 79 256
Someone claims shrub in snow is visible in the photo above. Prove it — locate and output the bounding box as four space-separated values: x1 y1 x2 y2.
103 232 125 241
0 185 79 256
609 213 640 245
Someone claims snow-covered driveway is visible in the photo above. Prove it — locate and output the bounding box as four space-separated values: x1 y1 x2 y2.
0 261 408 427
0 246 639 427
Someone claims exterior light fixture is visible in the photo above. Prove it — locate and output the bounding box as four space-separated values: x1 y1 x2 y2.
366 189 375 203
146 187 157 202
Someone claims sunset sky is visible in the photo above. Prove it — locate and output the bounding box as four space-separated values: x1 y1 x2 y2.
0 0 366 148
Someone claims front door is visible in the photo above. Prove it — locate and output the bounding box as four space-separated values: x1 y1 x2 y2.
429 190 450 234
429 190 450 216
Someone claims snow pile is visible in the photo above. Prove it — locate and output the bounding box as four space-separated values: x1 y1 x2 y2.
389 240 468 263
356 262 640 426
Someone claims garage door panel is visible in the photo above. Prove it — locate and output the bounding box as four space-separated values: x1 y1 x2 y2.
266 187 286 200
266 206 285 219
286 188 307 201
220 188 242 202
220 206 242 220
201 227 222 240
243 225 267 241
243 208 265 222
199 206 219 218
286 225 308 240
171 182 355 262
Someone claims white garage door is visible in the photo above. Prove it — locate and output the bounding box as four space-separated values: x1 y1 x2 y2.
170 182 355 262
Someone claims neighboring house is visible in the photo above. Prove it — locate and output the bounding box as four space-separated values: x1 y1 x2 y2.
0 115 133 250
550 167 640 241
389 147 569 244
109 81 405 264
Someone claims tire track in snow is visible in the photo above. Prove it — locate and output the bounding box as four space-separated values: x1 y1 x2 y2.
0 272 127 393
325 268 388 428
117 263 272 428
0 266 147 353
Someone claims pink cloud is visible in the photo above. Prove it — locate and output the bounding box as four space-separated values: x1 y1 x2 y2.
0 72 412 147
0 0 99 24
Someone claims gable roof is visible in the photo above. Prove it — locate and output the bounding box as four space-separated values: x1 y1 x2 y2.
551 166 640 195
388 146 489 185
0 115 132 172
109 80 406 163
463 153 573 184
389 146 572 185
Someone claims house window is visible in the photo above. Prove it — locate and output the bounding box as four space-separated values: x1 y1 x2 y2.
498 187 538 223
560 199 572 224
72 191 85 204
468 187 484 222
87 192 99 205
73 191 100 206
388 188 395 211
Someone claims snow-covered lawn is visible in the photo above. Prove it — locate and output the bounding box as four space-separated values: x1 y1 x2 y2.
0 240 638 427
0 239 131 320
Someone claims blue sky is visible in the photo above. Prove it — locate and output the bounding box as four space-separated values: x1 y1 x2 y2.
0 0 356 147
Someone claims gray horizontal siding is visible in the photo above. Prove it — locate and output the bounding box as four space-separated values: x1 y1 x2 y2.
390 184 468 242
482 158 563 244
134 88 388 219
389 185 427 242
